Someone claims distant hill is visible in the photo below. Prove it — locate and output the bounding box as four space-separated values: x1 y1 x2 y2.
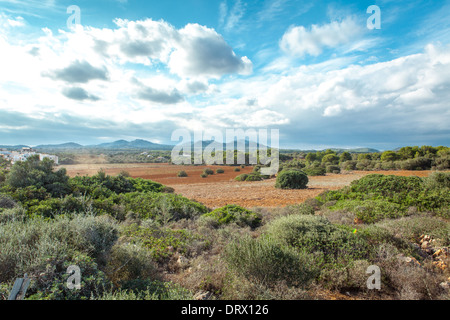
1 139 380 153
181 139 270 152
93 139 173 150
0 145 30 150
35 142 84 149
329 148 380 154
280 147 380 154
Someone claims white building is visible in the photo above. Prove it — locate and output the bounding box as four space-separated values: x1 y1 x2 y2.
0 148 58 165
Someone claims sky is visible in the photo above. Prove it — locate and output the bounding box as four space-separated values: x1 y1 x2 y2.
0 0 449 150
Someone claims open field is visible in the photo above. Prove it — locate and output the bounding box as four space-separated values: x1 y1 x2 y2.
61 163 435 208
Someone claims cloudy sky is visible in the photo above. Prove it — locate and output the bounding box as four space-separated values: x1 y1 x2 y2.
0 0 449 149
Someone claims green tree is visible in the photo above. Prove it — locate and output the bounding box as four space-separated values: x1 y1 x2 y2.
6 155 70 197
322 154 339 165
380 151 399 162
339 152 352 163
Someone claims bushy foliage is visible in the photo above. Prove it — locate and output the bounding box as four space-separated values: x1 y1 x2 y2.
177 171 188 177
97 280 193 300
302 166 326 176
216 168 225 174
70 172 164 197
6 155 70 197
234 174 249 181
275 169 308 189
203 168 214 175
203 204 261 229
225 235 319 286
0 193 17 209
0 215 118 299
244 173 263 182
318 174 450 221
121 225 205 262
326 165 341 174
266 215 369 264
120 192 208 222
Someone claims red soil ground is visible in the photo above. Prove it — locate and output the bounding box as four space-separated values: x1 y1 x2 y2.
61 163 434 209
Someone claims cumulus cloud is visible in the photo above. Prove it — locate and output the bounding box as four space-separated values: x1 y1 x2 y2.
47 60 108 83
169 23 252 78
83 19 252 78
62 87 100 101
137 86 184 104
280 17 364 57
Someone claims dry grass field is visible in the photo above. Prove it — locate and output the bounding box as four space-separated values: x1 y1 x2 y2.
61 163 434 209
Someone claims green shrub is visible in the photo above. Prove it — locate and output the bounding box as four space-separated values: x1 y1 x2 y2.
329 199 406 224
266 215 369 263
234 168 241 172
340 161 357 171
224 235 318 286
203 168 214 175
350 174 423 198
234 174 249 181
245 173 263 182
121 225 205 262
121 192 208 222
326 165 341 174
399 157 433 170
424 172 450 189
203 205 261 229
6 155 70 198
177 171 188 178
200 173 208 178
0 215 118 299
435 156 450 170
97 280 193 300
275 170 308 189
106 242 158 285
0 194 17 209
216 168 225 174
302 166 326 176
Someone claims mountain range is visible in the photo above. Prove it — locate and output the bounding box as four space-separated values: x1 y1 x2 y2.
0 139 380 153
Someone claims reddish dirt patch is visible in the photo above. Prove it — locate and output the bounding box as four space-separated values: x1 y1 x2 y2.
61 163 435 209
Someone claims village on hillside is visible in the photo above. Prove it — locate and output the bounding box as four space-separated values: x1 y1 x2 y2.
0 147 59 165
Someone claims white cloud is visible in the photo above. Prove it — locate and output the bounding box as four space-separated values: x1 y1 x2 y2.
169 23 252 78
280 17 365 57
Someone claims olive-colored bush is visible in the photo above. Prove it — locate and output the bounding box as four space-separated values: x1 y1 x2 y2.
275 169 308 189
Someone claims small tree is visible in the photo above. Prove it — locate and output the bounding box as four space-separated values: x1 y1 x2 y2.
275 169 308 189
177 171 188 177
381 151 399 162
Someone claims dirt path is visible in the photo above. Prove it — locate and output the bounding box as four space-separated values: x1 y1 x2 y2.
61 163 434 209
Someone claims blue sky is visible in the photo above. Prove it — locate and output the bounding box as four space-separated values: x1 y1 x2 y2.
0 0 449 149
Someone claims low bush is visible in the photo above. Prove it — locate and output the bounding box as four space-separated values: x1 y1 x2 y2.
200 173 208 178
329 199 406 224
224 235 319 286
121 192 208 222
302 166 326 176
216 168 225 174
202 205 261 229
266 215 369 264
245 173 263 182
275 169 308 189
177 171 188 178
203 169 214 175
234 168 241 172
326 165 341 174
234 174 249 181
0 194 17 209
97 280 193 300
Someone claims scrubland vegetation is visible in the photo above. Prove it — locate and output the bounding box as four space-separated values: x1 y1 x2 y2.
0 152 449 300
279 145 450 176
